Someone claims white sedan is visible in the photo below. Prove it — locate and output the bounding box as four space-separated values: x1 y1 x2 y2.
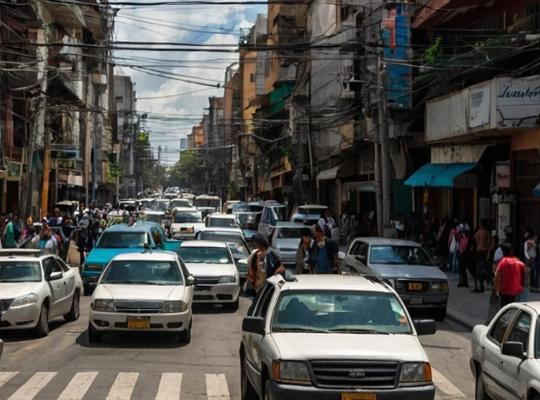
89 251 194 343
0 249 83 337
177 241 240 310
471 301 540 400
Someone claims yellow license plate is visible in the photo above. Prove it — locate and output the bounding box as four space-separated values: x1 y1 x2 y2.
342 393 376 400
127 318 150 329
408 282 423 291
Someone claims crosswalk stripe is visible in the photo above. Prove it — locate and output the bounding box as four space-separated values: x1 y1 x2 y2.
205 374 230 400
432 368 466 398
106 372 139 400
7 372 57 400
57 371 99 400
0 372 18 389
156 372 183 400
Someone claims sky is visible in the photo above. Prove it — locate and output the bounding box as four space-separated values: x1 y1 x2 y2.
113 2 263 165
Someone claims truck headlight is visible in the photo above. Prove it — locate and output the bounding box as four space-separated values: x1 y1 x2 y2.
272 361 311 385
218 276 236 284
10 293 39 308
399 362 432 386
431 281 448 293
161 301 188 313
91 299 115 312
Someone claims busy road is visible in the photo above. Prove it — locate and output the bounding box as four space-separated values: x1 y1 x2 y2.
0 295 473 400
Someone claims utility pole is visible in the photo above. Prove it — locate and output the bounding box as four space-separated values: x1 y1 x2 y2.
91 83 100 205
376 40 391 236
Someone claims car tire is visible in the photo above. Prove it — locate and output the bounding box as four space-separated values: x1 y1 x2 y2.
32 303 50 338
241 358 258 400
64 291 80 322
433 307 447 322
178 319 192 344
475 369 492 400
224 298 239 311
88 323 102 343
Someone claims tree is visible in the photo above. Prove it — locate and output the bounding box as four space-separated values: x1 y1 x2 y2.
168 150 205 192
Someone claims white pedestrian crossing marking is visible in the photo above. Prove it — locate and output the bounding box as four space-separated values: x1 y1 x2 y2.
106 372 139 400
0 372 18 390
57 371 99 400
205 374 230 400
7 371 57 400
433 368 466 398
156 372 183 400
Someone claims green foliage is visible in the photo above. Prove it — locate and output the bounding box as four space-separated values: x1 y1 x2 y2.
424 37 443 65
167 150 205 190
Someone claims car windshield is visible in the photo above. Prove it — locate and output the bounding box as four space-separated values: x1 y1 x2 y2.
277 227 304 239
369 245 433 266
272 291 412 334
174 212 202 223
198 233 249 255
171 200 191 208
143 214 162 224
154 201 169 212
0 261 42 283
273 206 287 221
101 260 183 285
178 246 232 264
232 203 249 213
236 213 261 229
298 207 326 215
97 232 149 248
208 218 236 228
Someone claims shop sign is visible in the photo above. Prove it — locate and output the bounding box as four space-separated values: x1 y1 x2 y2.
497 75 540 128
492 191 516 204
495 163 511 189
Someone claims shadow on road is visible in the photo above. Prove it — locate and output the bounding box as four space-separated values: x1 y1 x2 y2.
192 304 239 315
76 329 188 349
0 319 65 342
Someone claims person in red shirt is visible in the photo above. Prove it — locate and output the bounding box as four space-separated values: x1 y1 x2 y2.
495 243 527 307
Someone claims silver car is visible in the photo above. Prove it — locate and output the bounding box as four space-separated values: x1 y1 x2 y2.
343 238 448 321
270 222 305 269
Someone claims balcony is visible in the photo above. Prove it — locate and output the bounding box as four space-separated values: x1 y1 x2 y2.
4 146 25 163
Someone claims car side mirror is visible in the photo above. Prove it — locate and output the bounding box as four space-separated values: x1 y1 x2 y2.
242 316 266 335
186 275 195 286
413 319 437 335
338 251 346 261
502 341 525 359
47 271 63 281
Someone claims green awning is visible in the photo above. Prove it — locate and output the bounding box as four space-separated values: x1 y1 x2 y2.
405 163 477 188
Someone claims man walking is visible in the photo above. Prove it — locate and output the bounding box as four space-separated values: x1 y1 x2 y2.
472 219 491 292
309 224 340 274
495 243 527 307
295 228 312 274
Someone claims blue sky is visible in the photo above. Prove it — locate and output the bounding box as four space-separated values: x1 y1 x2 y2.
114 3 264 164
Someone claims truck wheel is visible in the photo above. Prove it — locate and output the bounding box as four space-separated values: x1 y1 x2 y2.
32 303 50 338
64 291 80 322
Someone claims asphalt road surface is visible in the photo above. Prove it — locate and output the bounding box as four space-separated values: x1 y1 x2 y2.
0 296 474 400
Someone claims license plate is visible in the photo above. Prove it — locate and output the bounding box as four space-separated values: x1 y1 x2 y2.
127 318 150 329
408 282 423 291
342 393 376 400
410 297 423 305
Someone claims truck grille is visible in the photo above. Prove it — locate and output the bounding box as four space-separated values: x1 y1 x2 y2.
310 360 399 388
195 277 219 285
0 299 13 313
113 301 162 314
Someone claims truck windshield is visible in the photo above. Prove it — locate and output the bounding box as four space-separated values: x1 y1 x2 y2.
272 291 412 334
96 232 149 249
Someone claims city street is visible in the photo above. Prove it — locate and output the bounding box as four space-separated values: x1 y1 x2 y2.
0 295 473 400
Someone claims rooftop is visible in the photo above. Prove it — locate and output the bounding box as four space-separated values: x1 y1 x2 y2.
270 274 393 293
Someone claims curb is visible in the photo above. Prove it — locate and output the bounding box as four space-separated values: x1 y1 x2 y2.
445 308 475 331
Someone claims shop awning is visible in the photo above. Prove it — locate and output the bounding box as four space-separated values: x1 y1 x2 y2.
534 182 540 198
405 163 477 188
317 164 343 181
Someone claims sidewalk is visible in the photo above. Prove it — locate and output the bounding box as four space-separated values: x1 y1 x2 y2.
445 272 540 330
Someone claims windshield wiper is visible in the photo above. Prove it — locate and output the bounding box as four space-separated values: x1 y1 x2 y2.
273 327 328 333
327 328 390 334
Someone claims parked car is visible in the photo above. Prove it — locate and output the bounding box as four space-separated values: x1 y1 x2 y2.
258 201 288 238
342 237 448 321
471 302 540 400
88 251 194 343
270 222 305 269
170 207 205 240
82 222 180 294
177 241 240 310
290 204 328 225
197 228 250 280
240 274 437 400
205 213 238 228
0 249 83 337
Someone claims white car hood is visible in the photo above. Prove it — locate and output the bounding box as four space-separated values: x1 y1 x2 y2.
0 282 42 299
94 284 185 301
270 333 427 362
185 263 237 277
369 264 447 280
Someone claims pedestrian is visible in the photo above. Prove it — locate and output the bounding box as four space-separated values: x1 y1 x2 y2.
248 233 285 292
523 227 538 288
436 215 451 271
472 219 491 293
456 224 470 287
295 227 313 274
448 221 460 273
486 231 499 287
309 224 340 274
318 209 335 239
2 214 17 248
495 243 527 307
